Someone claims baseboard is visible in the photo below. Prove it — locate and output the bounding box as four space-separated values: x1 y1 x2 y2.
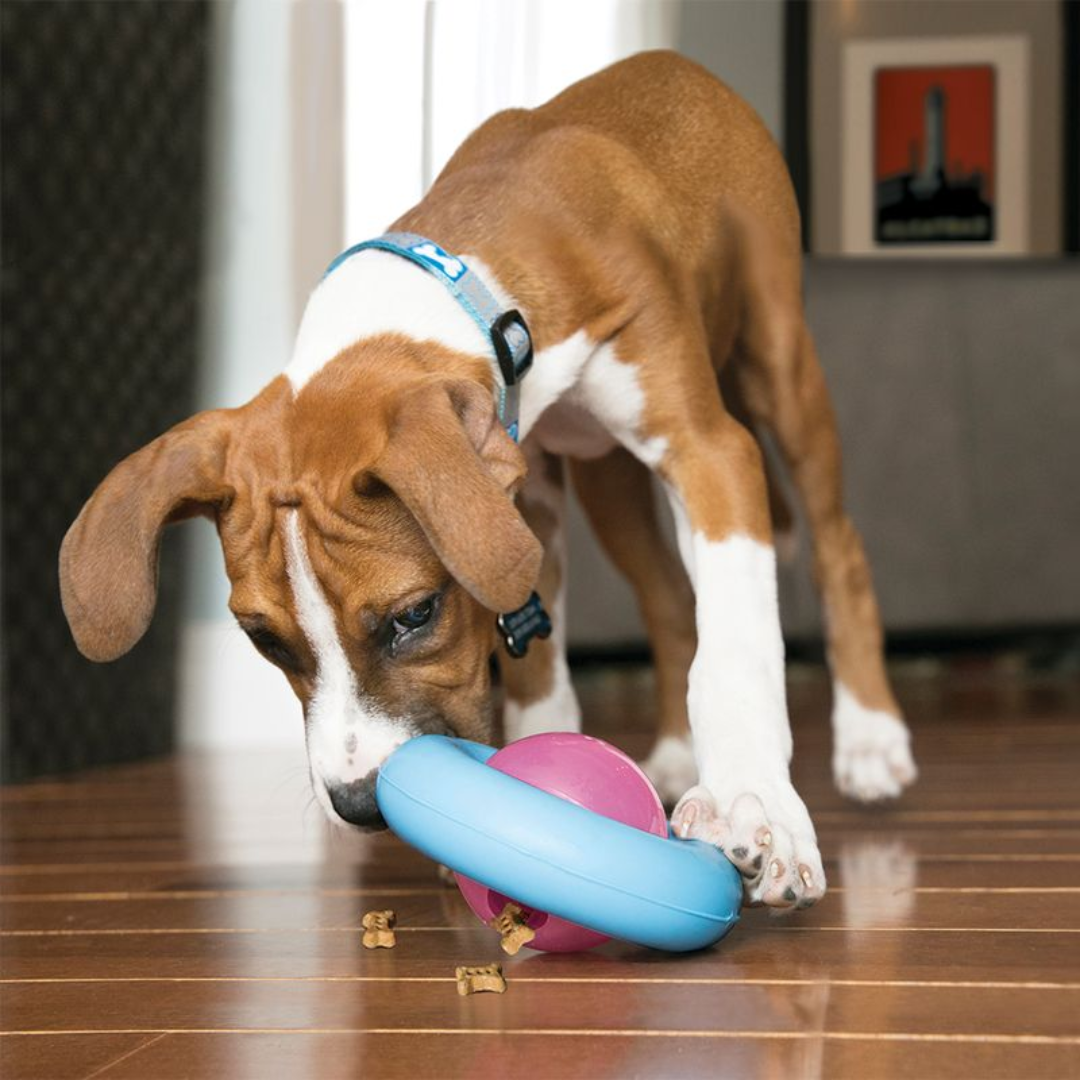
566 624 1080 669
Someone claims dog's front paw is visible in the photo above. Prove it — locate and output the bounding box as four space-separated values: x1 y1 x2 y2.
832 688 917 803
671 782 826 910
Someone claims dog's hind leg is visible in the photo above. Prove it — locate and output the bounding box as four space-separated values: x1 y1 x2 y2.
773 327 915 801
733 248 916 803
500 445 581 742
570 447 698 806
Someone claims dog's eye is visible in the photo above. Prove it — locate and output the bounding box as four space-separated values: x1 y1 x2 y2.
392 596 436 636
246 627 298 671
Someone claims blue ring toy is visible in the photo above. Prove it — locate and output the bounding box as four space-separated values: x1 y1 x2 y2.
376 735 741 952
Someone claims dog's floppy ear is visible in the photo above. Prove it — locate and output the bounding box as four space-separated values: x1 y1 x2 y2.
59 411 234 662
371 379 541 613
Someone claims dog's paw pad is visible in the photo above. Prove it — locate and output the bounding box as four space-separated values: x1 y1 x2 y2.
754 841 826 910
673 785 826 909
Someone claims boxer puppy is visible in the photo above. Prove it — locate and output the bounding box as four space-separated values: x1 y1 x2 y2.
60 52 916 909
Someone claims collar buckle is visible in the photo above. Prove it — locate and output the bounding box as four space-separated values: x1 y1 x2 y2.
490 309 533 387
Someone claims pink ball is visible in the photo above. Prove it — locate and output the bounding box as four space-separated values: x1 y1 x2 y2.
455 732 668 952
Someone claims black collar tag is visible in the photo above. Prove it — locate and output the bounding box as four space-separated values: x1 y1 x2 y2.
496 591 552 659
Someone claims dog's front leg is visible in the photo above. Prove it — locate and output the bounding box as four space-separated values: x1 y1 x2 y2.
657 410 826 910
500 444 581 741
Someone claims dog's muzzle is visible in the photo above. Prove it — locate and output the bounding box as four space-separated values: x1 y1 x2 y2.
326 769 385 830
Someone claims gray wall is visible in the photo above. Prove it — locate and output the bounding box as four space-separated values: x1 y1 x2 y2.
783 259 1080 635
568 258 1080 645
677 0 785 141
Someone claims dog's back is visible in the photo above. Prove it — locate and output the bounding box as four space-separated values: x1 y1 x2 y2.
418 51 800 271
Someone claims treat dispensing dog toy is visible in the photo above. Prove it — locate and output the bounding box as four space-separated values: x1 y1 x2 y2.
375 732 742 953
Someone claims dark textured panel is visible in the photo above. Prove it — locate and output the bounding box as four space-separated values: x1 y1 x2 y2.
1 2 209 781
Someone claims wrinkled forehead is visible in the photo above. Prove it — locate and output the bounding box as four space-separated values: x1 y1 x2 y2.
293 501 443 607
222 491 442 621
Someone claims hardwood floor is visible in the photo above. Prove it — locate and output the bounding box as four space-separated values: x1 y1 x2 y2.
2 660 1078 1079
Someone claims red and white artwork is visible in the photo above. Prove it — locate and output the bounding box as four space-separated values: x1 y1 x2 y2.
874 65 996 244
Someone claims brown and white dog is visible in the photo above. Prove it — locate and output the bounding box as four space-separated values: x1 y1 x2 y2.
59 52 915 910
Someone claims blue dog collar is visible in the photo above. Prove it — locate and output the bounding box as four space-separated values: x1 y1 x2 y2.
325 232 533 442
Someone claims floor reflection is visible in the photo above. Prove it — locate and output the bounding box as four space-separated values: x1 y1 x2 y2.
838 838 919 929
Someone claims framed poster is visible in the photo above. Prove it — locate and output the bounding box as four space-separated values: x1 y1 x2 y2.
789 0 1074 256
842 36 1028 257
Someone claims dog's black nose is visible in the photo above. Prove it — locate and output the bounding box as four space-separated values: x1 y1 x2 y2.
327 771 386 830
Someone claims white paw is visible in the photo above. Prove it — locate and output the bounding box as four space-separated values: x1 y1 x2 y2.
671 782 826 910
640 735 698 806
832 685 917 803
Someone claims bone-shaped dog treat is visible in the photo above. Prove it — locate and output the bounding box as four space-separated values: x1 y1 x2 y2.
361 909 397 949
456 963 507 996
488 901 536 955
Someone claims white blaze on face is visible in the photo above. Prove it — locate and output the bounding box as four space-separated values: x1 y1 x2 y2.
282 511 413 809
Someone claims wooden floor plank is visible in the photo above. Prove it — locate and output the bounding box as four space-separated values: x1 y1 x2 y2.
2 859 1080 894
2 925 1077 985
6 756 1080 822
3 829 1078 874
5 979 1080 1039
3 848 1080 896
6 804 1080 842
49 1030 1077 1080
2 889 1079 934
0 1032 161 1080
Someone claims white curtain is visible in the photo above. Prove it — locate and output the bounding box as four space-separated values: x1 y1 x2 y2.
182 0 344 751
426 0 678 183
344 0 679 242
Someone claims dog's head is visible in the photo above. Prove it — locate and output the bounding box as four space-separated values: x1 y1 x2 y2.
59 336 541 828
